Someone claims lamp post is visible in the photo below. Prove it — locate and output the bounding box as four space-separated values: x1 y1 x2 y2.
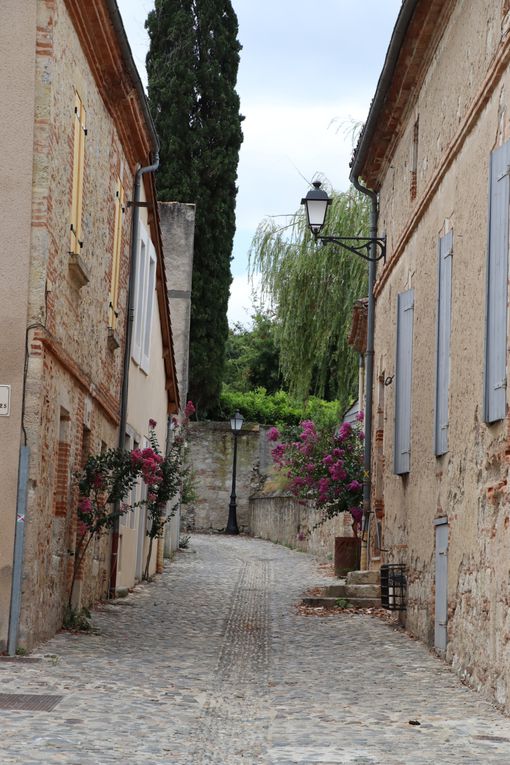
301 181 385 569
226 410 244 535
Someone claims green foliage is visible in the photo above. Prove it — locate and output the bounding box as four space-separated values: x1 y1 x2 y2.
249 181 369 411
224 310 283 394
217 385 340 429
146 0 243 415
179 535 192 549
63 606 93 633
335 598 351 609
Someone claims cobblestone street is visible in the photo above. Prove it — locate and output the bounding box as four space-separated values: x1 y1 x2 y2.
2 534 510 764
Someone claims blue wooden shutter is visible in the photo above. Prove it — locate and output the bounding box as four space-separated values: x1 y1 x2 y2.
485 142 510 423
435 230 453 455
394 289 414 474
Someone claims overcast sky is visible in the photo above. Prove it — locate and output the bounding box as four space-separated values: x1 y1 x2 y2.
116 0 403 325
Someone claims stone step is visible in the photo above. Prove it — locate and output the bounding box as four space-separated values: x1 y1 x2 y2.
301 596 381 610
347 569 380 585
345 583 380 599
323 584 348 598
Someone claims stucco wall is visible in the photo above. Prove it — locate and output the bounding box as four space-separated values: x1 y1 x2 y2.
0 2 38 651
371 0 510 712
159 202 195 405
182 422 261 533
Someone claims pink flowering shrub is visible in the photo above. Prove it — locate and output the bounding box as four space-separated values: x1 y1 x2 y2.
267 413 364 535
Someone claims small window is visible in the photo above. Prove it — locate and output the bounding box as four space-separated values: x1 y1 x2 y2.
410 118 419 201
54 409 71 516
132 221 157 373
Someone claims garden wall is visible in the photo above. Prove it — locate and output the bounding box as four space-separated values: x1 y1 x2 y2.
183 421 262 533
250 494 353 563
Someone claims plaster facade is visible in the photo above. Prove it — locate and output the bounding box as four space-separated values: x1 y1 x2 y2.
355 0 510 711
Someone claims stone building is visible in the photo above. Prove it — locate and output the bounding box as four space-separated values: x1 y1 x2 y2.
352 0 510 711
1 0 179 651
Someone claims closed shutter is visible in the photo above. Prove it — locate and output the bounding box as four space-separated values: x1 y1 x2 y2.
485 141 510 423
435 230 453 455
394 289 414 475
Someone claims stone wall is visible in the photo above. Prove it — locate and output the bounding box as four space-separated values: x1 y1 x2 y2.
183 421 262 533
184 423 353 563
250 495 353 563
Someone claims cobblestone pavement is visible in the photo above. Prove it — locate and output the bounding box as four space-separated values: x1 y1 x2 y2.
2 534 510 764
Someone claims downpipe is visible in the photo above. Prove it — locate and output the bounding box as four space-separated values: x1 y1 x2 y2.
109 152 160 598
349 171 378 571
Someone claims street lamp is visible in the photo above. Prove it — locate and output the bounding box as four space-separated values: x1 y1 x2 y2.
226 410 244 535
301 181 386 262
301 181 385 569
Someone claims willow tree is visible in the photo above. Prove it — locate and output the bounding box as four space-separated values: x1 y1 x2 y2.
146 0 243 415
249 182 370 412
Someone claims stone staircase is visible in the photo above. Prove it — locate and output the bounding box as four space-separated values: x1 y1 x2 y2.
302 569 381 609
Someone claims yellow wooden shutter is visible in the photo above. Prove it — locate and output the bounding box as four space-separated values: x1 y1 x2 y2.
109 180 124 329
70 91 86 255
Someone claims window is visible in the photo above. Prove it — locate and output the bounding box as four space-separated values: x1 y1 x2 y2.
394 289 414 475
435 230 453 455
109 179 125 330
54 409 71 516
410 118 419 201
485 140 510 423
70 91 86 256
132 221 157 373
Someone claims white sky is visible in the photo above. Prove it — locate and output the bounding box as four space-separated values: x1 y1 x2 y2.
116 0 403 326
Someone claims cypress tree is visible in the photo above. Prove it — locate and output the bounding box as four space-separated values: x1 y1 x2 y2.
146 0 243 415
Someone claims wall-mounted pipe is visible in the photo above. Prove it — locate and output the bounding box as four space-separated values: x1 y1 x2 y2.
349 171 378 570
109 152 160 598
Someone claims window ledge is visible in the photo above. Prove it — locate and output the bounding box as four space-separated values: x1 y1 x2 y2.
68 253 90 289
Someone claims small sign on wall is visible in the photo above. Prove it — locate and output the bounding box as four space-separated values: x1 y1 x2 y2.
0 385 11 416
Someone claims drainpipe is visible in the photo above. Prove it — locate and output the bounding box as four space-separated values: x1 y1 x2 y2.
349 172 378 571
109 151 160 598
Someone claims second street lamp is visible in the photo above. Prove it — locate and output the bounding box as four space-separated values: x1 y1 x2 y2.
226 410 244 535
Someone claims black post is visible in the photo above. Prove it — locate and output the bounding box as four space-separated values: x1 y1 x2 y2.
226 430 240 534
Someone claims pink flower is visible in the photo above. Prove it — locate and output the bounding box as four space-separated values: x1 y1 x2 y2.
323 454 334 466
93 473 105 489
347 480 362 492
350 507 363 524
184 400 196 418
338 422 352 441
148 492 158 502
266 426 280 442
78 497 92 514
355 411 364 422
329 462 347 481
149 418 157 429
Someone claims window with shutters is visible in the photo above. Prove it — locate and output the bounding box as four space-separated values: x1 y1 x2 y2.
484 141 510 423
132 221 157 374
394 289 414 475
435 230 453 455
70 91 86 256
108 178 125 330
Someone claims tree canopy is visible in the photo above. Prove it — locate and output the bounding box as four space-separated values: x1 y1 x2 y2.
146 0 243 415
249 181 370 412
